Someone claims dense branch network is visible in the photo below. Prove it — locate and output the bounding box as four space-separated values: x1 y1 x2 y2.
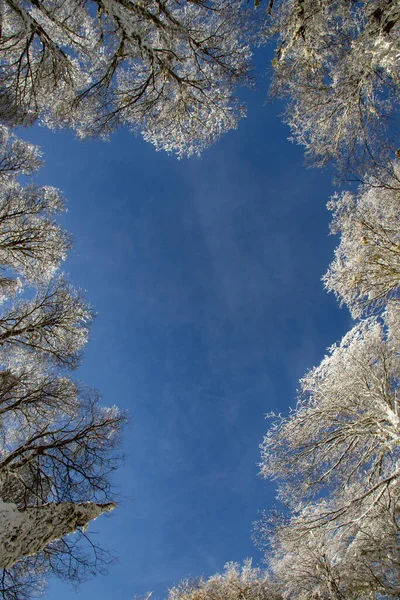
260 306 400 507
255 304 400 599
323 170 400 317
256 157 400 599
262 0 400 176
1 2 399 599
0 129 126 596
0 0 252 156
168 560 282 600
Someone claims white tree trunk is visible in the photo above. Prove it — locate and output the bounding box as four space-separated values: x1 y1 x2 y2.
0 500 115 569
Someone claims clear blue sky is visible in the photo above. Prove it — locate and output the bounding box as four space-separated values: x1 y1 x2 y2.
21 63 351 600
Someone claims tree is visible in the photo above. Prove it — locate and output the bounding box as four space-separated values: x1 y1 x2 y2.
0 372 124 506
262 0 400 176
323 169 400 317
0 0 252 157
0 126 68 300
259 305 400 513
256 303 400 599
0 500 115 570
0 556 46 600
257 483 400 600
0 502 116 600
0 276 92 369
0 128 126 595
167 560 282 600
250 3 400 598
0 127 42 180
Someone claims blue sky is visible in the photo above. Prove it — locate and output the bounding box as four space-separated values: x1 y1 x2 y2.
21 71 351 600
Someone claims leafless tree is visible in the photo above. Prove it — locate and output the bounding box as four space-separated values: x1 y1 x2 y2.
168 560 282 600
261 0 400 178
0 128 126 596
0 0 253 156
260 308 400 510
323 166 400 317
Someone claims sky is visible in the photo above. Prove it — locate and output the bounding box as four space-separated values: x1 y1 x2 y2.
20 58 352 600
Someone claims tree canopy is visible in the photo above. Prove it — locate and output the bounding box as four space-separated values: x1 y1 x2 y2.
323 171 400 317
0 0 252 157
262 0 400 176
1 0 400 598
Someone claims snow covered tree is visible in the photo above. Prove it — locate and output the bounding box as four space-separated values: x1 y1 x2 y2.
252 3 400 598
257 482 400 600
262 0 400 175
0 127 42 181
0 186 70 288
0 129 126 596
260 305 400 512
0 0 252 156
167 560 282 600
323 170 400 317
0 125 68 300
256 303 400 599
0 276 93 369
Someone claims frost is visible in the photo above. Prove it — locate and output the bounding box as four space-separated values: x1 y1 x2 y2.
0 0 252 156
